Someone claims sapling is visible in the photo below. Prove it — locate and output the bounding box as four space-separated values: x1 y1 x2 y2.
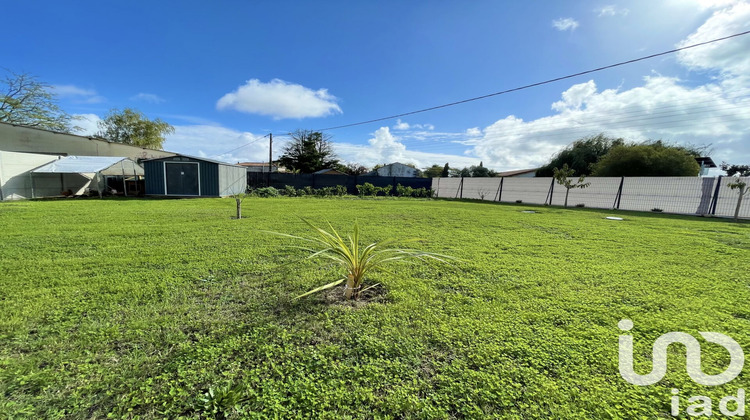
727 177 748 222
553 164 591 207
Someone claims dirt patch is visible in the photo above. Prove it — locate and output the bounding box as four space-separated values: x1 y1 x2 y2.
321 283 389 308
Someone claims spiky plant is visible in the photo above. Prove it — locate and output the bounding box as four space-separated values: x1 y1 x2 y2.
268 220 453 300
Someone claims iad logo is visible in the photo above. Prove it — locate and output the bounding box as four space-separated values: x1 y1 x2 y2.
618 319 744 386
618 319 746 417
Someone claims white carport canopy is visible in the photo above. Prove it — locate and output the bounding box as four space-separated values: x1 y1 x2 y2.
30 156 144 197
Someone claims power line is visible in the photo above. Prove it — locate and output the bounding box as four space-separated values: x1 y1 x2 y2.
209 134 268 158
311 30 750 132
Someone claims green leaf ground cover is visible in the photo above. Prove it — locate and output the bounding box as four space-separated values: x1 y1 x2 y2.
0 197 748 418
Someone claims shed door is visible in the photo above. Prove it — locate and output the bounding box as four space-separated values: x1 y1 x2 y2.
165 162 199 195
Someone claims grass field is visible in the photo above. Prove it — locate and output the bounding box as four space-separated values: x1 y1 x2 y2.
1 197 749 418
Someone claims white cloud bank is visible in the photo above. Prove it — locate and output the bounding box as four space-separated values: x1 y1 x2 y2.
335 127 478 168
216 78 342 119
552 18 579 31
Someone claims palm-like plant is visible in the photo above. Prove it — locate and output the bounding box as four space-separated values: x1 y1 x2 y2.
268 220 453 300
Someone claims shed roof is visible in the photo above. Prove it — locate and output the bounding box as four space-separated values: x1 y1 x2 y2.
144 154 243 167
31 156 143 176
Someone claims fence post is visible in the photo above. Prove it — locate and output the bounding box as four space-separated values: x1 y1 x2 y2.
494 177 504 202
613 177 624 209
710 176 723 215
545 178 555 205
435 177 440 198
392 177 397 195
457 176 464 199
312 174 316 189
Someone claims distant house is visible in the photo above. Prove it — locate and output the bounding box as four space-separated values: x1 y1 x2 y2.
695 157 716 176
495 168 537 178
313 168 347 176
365 162 420 177
238 162 278 173
144 154 246 197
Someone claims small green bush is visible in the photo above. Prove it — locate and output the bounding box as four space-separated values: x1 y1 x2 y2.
378 185 393 196
356 183 377 197
335 185 347 196
283 185 297 196
395 184 414 197
253 187 279 198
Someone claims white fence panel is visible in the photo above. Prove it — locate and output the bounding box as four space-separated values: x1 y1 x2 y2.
713 176 750 218
431 176 749 219
499 178 551 204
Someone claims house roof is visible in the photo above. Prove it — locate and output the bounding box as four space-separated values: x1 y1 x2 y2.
313 168 347 175
495 168 538 177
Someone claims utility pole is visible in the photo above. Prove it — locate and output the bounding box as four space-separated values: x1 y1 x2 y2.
268 133 273 187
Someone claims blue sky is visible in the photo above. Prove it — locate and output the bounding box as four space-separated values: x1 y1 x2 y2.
3 0 749 171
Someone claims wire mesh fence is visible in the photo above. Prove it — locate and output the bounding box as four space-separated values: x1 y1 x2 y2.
432 176 750 219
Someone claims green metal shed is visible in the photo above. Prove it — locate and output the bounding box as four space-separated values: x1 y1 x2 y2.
144 155 246 197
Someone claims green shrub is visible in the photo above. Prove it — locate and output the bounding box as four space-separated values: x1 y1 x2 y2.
378 185 393 196
283 185 297 197
396 184 416 197
335 185 347 196
253 187 279 197
303 186 314 196
356 183 377 197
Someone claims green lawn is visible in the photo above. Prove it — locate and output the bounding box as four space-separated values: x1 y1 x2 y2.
1 197 748 419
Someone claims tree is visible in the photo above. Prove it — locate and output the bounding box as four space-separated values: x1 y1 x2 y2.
721 162 750 177
0 70 75 132
553 164 590 207
96 108 174 149
278 130 339 173
536 134 624 177
452 162 495 177
341 162 369 176
591 142 700 177
441 163 450 177
422 164 445 178
727 177 748 222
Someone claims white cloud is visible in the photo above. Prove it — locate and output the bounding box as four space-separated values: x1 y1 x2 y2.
552 18 579 31
466 127 482 137
71 113 101 136
164 125 272 163
392 119 436 131
676 1 750 82
130 93 165 104
393 119 411 130
335 127 478 168
467 75 749 170
596 5 629 17
51 85 105 104
216 78 342 119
